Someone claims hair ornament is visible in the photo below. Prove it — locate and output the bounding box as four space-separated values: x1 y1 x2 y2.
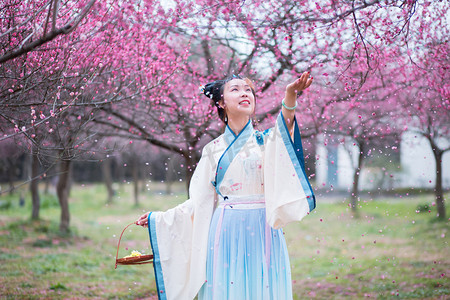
198 85 205 94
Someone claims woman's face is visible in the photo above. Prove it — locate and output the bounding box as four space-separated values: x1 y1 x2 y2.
221 79 255 121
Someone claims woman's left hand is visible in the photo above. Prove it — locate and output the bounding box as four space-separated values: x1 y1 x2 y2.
135 212 150 228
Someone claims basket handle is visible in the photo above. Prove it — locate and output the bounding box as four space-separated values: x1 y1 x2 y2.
115 222 136 269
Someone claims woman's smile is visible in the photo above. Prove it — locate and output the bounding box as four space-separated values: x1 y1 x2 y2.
239 99 251 105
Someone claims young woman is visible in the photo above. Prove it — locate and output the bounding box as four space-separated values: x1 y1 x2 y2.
136 72 316 300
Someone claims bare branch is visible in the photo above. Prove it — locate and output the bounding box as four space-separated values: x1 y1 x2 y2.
0 0 96 64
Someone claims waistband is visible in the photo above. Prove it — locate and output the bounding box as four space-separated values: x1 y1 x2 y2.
218 194 265 209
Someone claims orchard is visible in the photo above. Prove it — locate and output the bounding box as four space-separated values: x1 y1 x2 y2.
1 0 448 244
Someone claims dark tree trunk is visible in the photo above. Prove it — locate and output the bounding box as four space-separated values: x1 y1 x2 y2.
165 156 175 195
434 151 445 219
102 159 114 204
44 176 51 194
351 143 365 215
22 153 30 181
30 151 40 220
7 158 15 194
130 154 139 206
184 151 200 196
140 163 146 192
429 138 446 220
57 158 72 233
304 136 317 178
115 158 125 188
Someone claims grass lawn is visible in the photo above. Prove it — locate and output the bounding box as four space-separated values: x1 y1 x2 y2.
0 183 448 299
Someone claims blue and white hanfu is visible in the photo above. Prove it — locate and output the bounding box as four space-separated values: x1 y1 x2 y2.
147 112 316 300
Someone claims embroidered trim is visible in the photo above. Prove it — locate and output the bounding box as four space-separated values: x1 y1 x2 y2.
277 112 316 211
148 213 167 300
214 120 253 197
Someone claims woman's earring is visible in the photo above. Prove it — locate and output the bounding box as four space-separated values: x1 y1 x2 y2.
224 115 228 123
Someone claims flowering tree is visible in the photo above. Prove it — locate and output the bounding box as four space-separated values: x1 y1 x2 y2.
402 37 449 219
317 45 406 212
302 0 448 215
91 0 423 190
0 0 185 231
1 0 448 227
371 1 450 220
0 0 96 64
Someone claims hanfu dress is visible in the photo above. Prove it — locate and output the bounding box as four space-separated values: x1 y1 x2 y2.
147 112 316 300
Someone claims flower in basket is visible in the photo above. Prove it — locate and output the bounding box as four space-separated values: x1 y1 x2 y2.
124 250 142 258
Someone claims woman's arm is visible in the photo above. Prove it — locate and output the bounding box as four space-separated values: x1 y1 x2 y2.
282 71 313 134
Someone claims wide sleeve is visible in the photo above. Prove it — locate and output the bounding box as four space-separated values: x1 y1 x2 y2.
263 111 316 229
148 146 216 300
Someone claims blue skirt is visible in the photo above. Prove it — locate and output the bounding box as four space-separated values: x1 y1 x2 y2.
198 204 293 300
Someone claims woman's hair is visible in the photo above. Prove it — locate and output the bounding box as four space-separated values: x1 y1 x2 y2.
201 75 256 124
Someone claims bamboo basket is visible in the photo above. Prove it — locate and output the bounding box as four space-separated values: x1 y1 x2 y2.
115 222 153 269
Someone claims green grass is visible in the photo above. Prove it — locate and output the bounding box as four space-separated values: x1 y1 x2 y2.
0 183 449 299
286 196 449 299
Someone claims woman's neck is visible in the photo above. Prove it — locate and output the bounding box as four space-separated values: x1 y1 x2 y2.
227 116 250 136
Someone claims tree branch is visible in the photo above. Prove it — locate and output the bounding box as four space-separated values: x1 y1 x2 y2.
0 0 96 64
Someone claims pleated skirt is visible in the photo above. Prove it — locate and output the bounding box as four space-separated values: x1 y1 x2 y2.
198 205 293 300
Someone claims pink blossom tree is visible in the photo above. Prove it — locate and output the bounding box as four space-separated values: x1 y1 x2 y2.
91 0 422 191
301 0 448 215
2 0 448 226
401 30 449 219
1 0 185 231
0 0 96 63
315 44 406 213
373 1 450 220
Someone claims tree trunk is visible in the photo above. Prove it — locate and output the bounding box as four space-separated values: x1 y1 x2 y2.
57 158 72 233
7 158 16 194
30 151 40 220
22 152 30 181
131 154 139 206
351 144 365 215
115 158 125 189
102 159 114 204
140 163 147 192
184 151 200 196
44 176 51 194
165 156 175 195
429 139 446 220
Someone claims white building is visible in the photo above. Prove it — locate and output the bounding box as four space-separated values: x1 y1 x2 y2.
316 132 450 191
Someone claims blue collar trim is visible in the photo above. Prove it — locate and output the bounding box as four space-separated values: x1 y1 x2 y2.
213 120 253 197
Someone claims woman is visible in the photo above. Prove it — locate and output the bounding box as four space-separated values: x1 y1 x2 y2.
136 72 316 300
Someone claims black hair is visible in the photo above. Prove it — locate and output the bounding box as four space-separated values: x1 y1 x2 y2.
202 75 256 124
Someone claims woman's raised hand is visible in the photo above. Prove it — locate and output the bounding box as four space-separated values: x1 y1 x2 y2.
285 71 313 96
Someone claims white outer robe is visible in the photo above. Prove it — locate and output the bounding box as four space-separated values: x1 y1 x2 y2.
147 112 316 300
